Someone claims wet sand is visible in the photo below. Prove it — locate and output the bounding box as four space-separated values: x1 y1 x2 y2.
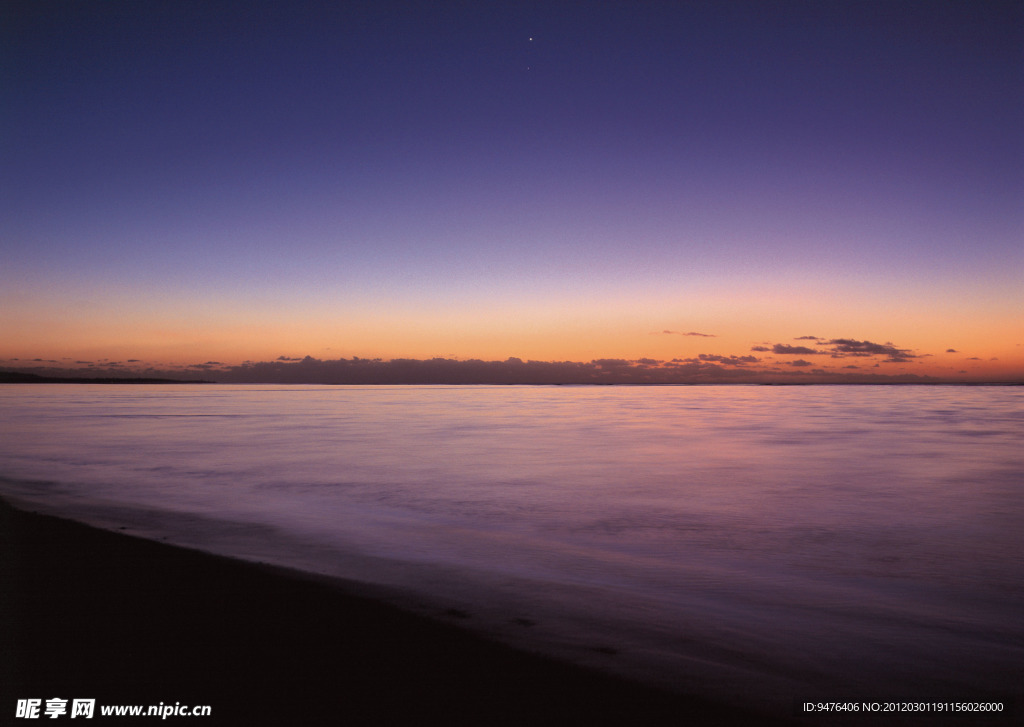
1 497 795 725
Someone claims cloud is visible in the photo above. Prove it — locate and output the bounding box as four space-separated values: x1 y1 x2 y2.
0 354 963 384
946 349 958 353
825 338 917 362
772 344 821 355
205 355 775 384
656 330 716 337
695 353 760 365
592 358 632 369
672 354 760 367
755 336 918 363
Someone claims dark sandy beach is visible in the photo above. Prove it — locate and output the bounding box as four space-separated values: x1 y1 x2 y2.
1 497 798 726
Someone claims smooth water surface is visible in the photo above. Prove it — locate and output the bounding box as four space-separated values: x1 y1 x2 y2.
2 384 1021 715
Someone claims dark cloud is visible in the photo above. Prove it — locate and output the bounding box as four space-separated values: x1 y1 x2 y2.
788 359 813 367
673 354 760 367
946 349 958 353
195 355 775 384
754 336 919 363
697 354 759 365
656 330 716 337
592 358 632 369
826 339 916 362
772 344 821 355
1 355 957 384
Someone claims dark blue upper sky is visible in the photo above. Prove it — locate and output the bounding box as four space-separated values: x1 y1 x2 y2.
7 1 1020 201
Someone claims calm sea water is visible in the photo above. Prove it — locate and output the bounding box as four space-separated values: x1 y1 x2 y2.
2 384 1022 717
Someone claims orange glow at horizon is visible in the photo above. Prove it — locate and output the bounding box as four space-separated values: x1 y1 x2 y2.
2 260 1020 381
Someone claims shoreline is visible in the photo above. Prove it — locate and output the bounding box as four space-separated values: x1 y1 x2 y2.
1 497 795 725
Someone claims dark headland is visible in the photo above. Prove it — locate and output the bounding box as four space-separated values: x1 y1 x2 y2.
1 498 799 726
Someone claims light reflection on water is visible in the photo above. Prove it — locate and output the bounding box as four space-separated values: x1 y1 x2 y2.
1 384 1022 714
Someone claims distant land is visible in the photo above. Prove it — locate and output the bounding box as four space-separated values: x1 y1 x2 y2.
0 372 212 385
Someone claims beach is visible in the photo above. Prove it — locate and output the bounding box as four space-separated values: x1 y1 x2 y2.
2 497 797 725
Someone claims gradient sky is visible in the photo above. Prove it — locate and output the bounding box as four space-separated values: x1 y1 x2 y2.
2 0 1022 382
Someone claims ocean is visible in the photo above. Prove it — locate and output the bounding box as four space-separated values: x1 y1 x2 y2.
2 384 1021 718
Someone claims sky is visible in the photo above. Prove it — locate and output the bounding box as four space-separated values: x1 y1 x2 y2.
2 0 1022 383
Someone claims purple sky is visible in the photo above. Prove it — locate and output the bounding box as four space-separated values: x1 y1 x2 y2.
2 1 1022 383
